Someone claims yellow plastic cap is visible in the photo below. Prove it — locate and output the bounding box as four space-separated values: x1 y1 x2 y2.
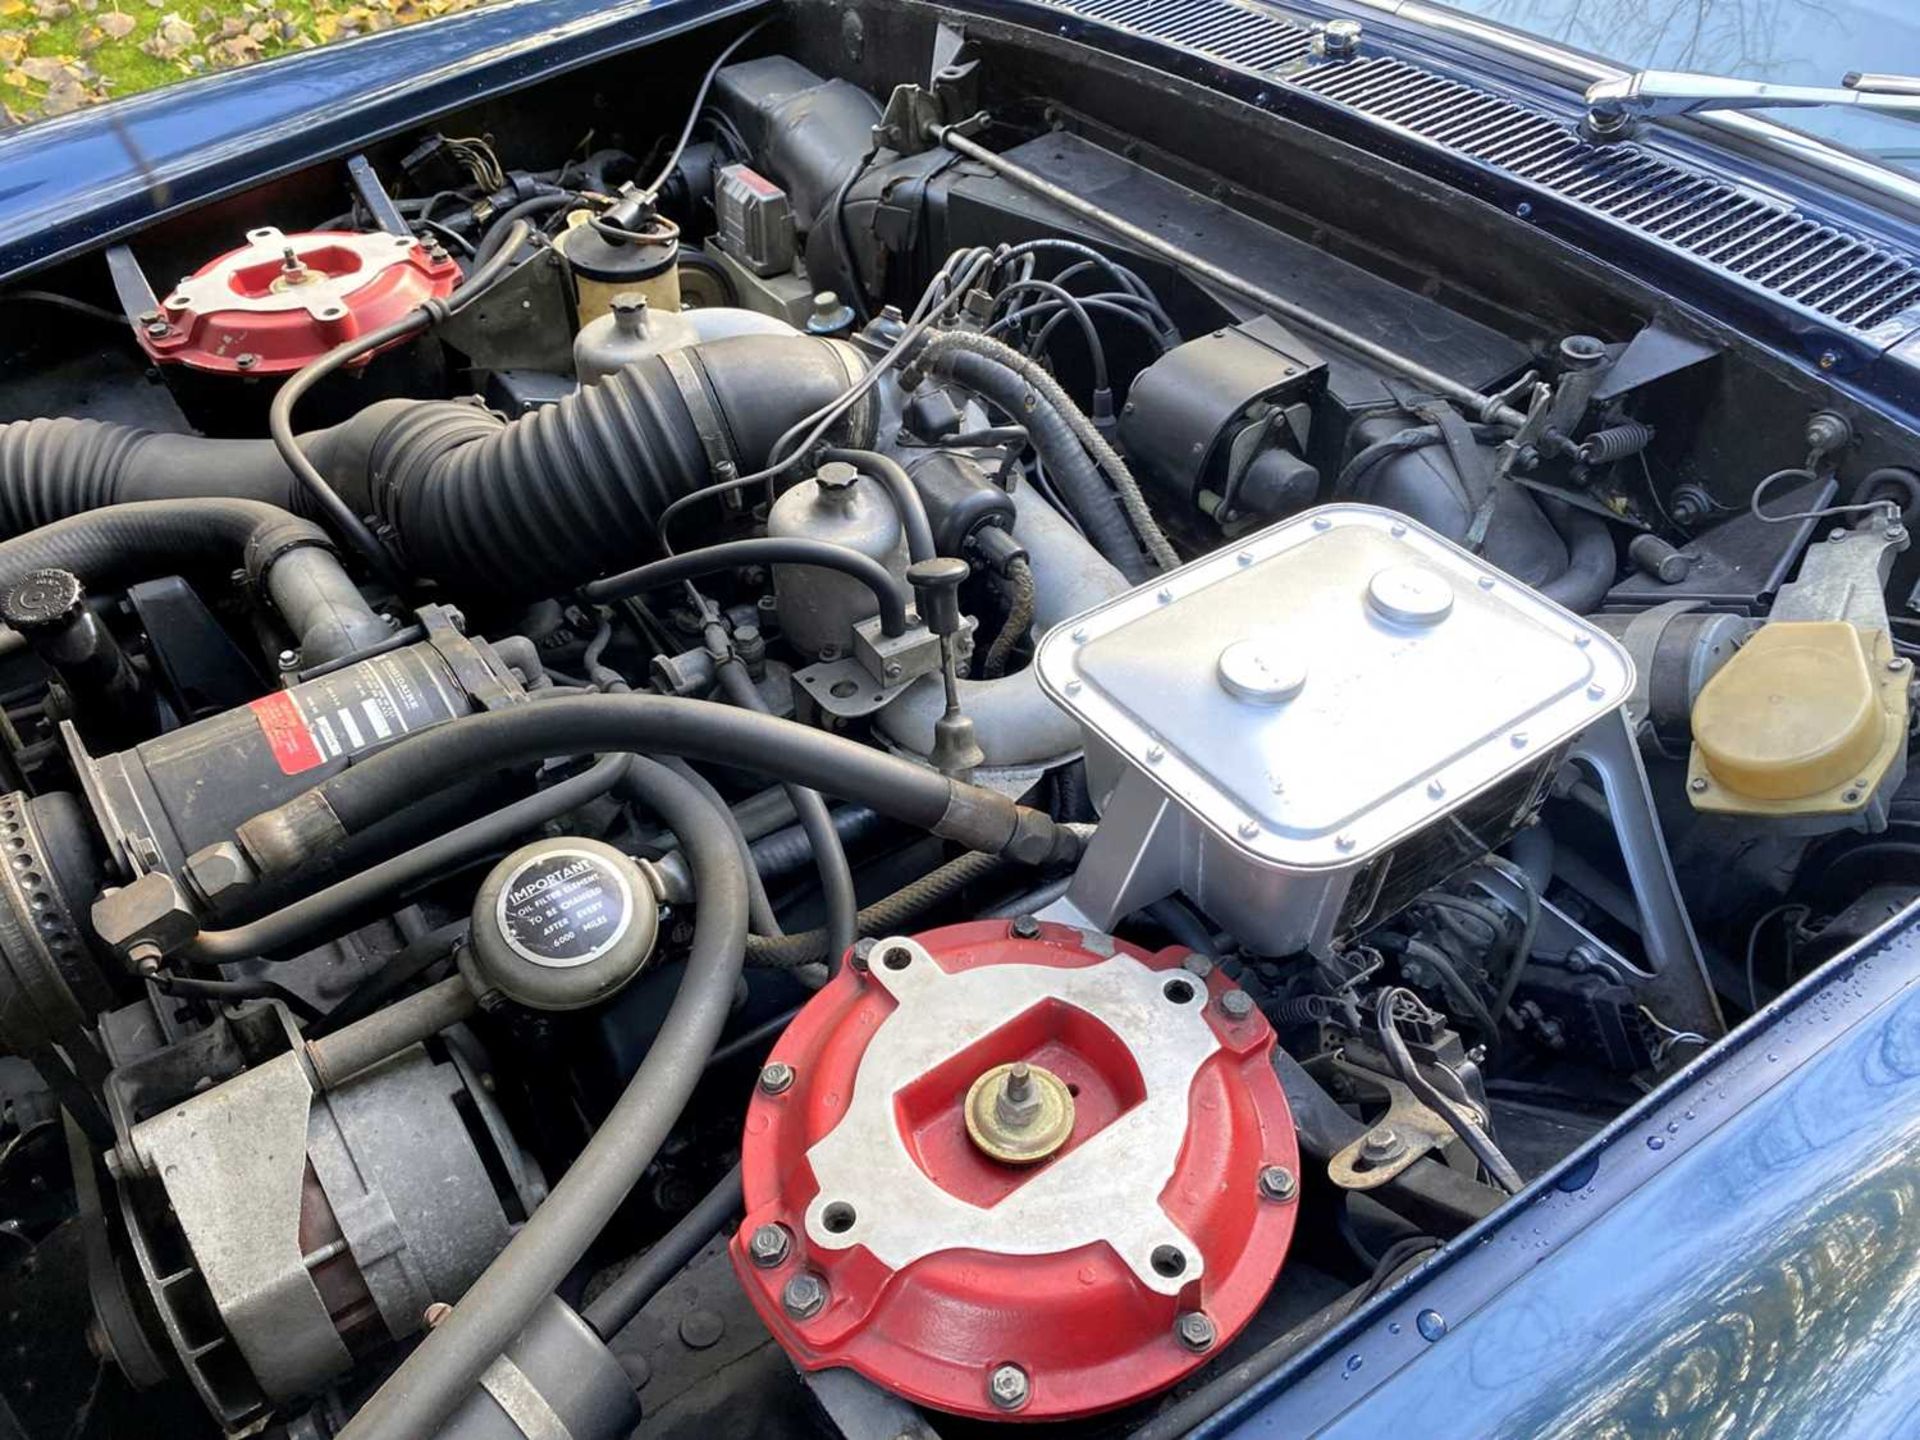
1691 622 1887 802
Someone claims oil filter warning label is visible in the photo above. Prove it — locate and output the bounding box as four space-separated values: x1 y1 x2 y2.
249 648 461 775
497 848 634 969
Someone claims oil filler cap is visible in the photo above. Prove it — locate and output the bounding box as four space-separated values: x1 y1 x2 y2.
466 837 659 1011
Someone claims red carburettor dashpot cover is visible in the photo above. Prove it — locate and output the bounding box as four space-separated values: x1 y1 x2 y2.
138 225 462 375
733 920 1301 1420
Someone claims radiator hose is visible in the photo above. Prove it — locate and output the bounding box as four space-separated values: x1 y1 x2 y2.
0 498 387 666
0 334 871 600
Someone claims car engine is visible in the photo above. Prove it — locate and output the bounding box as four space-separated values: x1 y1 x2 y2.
2 7 1916 1438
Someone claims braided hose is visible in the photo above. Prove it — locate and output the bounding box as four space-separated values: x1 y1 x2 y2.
743 851 1009 968
983 557 1036 679
915 330 1179 570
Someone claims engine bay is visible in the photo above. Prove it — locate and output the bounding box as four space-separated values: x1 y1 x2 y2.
2 5 1917 1437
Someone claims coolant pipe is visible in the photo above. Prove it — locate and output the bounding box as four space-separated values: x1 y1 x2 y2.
0 498 388 666
1537 497 1620 614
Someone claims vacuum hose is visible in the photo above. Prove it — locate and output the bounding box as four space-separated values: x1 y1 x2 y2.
0 334 871 600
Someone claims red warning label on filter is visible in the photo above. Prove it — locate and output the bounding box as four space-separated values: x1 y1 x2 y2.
250 690 327 775
248 650 461 776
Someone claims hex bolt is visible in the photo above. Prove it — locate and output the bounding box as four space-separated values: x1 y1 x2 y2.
1005 1062 1032 1103
1689 777 1709 794
1320 17 1362 57
1183 954 1215 980
988 1363 1031 1411
1217 989 1255 1021
1258 1164 1297 1202
849 937 878 973
1010 915 1041 940
1361 1127 1406 1164
1176 1311 1218 1353
747 1224 792 1269
758 1061 795 1096
781 1272 827 1319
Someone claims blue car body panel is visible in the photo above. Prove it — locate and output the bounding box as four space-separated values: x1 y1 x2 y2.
3 2 1918 1434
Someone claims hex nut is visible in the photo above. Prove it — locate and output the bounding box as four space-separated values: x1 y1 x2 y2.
988 1363 1030 1410
182 841 258 908
1176 1311 1218 1353
1257 1164 1297 1202
747 1224 792 1269
781 1271 827 1319
91 871 200 960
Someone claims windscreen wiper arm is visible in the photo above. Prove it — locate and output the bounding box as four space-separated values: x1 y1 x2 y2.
1584 69 1920 139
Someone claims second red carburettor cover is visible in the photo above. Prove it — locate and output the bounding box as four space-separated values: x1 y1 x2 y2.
733 919 1301 1420
138 225 462 376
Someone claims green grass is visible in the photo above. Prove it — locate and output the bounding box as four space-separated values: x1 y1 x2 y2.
1 2 490 125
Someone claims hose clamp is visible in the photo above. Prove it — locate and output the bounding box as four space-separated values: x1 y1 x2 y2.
660 347 737 486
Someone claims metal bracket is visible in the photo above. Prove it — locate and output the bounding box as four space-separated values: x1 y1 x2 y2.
800 935 1222 1297
1324 1056 1477 1192
1569 709 1725 1039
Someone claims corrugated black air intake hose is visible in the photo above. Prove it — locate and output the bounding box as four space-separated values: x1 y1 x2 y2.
0 335 871 600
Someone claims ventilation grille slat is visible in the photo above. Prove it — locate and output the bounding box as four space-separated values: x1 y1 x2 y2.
1047 0 1317 70
1031 0 1920 336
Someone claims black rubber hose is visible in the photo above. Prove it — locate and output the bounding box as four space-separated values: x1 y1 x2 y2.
581 1163 743 1338
0 498 386 666
233 695 1081 880
336 757 747 1440
819 446 934 562
1537 497 1618 614
0 334 871 602
582 538 910 636
934 349 1150 582
471 194 569 268
748 805 883 881
0 496 309 592
184 755 632 964
151 972 322 1024
657 758 781 938
714 660 856 963
1849 465 1920 527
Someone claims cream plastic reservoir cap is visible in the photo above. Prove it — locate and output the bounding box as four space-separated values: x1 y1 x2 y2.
1690 621 1895 804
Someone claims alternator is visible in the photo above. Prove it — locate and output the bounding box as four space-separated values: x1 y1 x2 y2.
733 920 1300 1419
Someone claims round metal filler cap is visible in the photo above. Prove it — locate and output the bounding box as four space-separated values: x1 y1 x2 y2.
1217 634 1308 704
1366 564 1454 627
468 837 658 1010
